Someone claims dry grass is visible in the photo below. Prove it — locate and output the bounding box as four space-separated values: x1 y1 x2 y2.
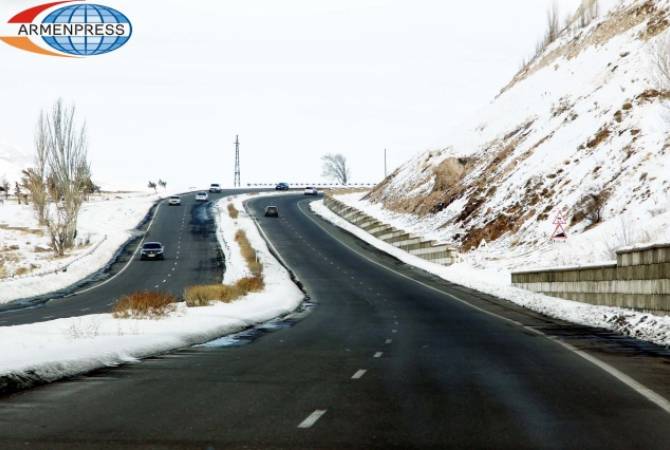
113 291 176 319
235 230 262 276
184 228 266 307
227 203 239 219
184 276 264 306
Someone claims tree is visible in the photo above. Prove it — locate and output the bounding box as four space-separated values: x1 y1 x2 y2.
0 177 8 200
321 153 350 185
653 35 670 91
158 179 167 191
148 181 157 193
25 99 91 256
14 182 22 205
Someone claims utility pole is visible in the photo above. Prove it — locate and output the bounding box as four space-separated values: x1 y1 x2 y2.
234 135 241 188
384 148 388 178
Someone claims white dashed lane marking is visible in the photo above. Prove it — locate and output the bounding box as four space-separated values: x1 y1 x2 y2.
298 410 327 429
352 370 367 380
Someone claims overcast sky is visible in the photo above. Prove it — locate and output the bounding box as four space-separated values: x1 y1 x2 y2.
0 0 582 190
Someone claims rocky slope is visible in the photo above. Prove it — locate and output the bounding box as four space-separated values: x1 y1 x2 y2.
366 0 670 259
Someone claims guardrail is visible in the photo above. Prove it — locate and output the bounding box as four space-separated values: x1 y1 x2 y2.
512 243 670 314
323 195 459 266
245 183 377 188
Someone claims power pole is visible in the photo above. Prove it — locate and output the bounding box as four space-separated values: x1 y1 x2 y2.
234 135 241 188
384 148 387 178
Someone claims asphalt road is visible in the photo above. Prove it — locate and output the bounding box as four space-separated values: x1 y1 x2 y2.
0 193 670 449
0 190 238 326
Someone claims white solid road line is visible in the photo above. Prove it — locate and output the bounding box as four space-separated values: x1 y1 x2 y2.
298 410 327 429
296 199 670 416
72 201 163 296
352 370 367 380
374 352 383 358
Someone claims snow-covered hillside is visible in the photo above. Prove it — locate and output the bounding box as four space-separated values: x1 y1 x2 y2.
366 0 670 268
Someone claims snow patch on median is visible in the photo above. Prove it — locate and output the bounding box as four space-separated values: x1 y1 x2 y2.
0 192 304 392
311 199 670 347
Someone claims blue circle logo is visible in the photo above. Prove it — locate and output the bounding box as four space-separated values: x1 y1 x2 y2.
41 4 132 56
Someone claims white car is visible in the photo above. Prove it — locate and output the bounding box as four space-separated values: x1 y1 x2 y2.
209 183 222 193
168 196 181 206
195 191 209 202
304 186 318 196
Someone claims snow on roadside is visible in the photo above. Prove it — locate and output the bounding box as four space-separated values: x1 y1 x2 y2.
0 192 304 391
311 199 670 347
0 192 162 304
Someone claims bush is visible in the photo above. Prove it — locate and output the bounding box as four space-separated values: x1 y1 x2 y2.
235 229 262 276
184 276 264 306
113 291 176 319
227 203 239 219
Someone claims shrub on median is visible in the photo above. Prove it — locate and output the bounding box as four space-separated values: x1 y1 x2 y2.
113 291 176 319
184 276 264 307
235 229 262 276
227 203 239 219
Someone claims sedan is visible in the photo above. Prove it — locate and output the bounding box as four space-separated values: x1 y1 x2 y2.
304 186 318 196
195 192 209 202
275 182 289 191
140 242 165 260
264 206 279 217
168 196 181 206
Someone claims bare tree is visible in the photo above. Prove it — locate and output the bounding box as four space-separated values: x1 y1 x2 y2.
321 153 350 185
652 35 670 91
158 179 167 191
27 99 91 256
148 181 157 193
546 2 560 45
577 0 599 28
0 177 8 201
14 182 22 205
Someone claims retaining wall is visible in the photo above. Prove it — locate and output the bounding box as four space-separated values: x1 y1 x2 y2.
323 195 458 266
512 243 670 314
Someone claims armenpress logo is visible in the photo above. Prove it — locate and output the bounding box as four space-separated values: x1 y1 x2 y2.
0 1 132 57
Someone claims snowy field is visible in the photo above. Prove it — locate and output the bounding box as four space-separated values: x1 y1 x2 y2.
0 192 304 389
313 198 670 347
0 192 162 304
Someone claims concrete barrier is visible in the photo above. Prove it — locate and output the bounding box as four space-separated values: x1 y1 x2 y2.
512 243 670 314
323 195 458 266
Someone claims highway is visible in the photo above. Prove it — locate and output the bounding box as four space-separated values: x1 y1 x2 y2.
0 190 238 326
0 193 670 449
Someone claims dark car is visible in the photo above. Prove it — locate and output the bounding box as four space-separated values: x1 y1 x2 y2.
275 182 289 191
264 206 279 217
140 242 165 260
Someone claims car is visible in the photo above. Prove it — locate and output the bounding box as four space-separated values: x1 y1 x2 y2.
195 191 208 202
304 186 318 196
168 196 181 206
264 206 279 217
275 182 289 191
209 183 222 193
140 242 164 260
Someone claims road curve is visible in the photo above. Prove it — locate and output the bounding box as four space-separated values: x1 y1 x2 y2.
0 193 669 449
0 190 251 326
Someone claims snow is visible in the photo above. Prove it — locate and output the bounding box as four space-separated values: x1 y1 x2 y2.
0 192 304 389
0 192 162 304
367 0 670 271
312 199 670 347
